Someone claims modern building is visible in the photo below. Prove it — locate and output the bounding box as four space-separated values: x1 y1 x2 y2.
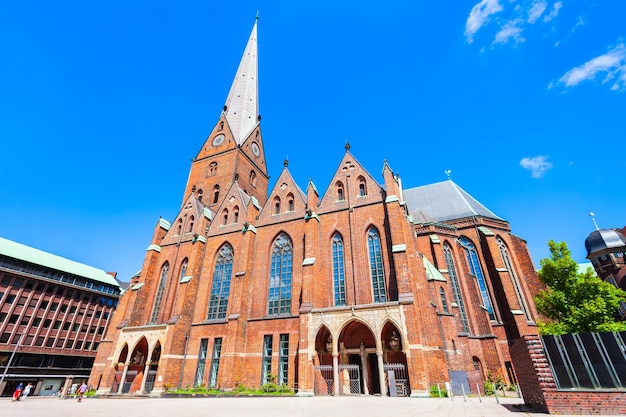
0 237 122 397
585 225 626 318
90 19 543 397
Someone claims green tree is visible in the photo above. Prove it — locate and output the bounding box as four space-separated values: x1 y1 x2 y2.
535 240 626 335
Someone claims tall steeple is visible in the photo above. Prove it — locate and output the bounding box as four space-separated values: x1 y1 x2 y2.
224 19 259 145
184 18 268 208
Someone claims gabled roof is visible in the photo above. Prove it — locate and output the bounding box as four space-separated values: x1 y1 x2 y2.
403 180 502 223
0 237 121 288
319 150 384 205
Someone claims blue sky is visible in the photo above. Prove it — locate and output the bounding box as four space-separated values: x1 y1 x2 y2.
1 1 624 281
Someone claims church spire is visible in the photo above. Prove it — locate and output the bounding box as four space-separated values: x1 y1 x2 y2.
223 19 259 145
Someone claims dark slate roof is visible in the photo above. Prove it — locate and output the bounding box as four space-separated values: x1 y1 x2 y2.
403 180 502 223
585 229 626 256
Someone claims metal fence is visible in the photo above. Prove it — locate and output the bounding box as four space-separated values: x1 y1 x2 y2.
338 364 361 395
383 363 409 396
542 332 626 390
314 365 334 395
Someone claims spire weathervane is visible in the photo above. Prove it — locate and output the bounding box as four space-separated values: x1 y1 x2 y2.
444 170 452 180
589 211 600 230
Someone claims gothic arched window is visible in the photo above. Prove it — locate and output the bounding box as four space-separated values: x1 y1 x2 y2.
286 193 294 212
187 216 195 233
358 176 367 197
221 209 228 226
213 185 220 204
367 227 386 302
233 206 239 223
268 233 292 315
150 262 169 323
443 242 469 333
179 259 188 282
459 237 495 320
440 287 449 313
497 237 531 321
273 197 281 215
336 181 345 201
207 245 233 320
332 233 346 306
209 162 217 177
176 219 183 236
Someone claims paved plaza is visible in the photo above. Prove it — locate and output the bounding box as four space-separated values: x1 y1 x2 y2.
1 395 619 417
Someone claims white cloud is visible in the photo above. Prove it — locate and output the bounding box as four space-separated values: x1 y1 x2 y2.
520 156 553 178
528 1 547 24
543 1 562 22
494 20 525 44
465 0 504 43
558 43 626 91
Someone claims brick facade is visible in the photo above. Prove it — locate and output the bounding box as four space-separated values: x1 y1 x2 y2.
88 20 545 399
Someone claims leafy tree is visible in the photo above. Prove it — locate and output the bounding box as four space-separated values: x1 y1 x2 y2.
534 240 626 335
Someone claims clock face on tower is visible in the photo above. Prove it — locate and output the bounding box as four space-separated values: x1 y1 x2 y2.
251 142 260 157
212 134 225 147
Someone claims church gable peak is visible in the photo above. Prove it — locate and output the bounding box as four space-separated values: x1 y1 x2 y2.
257 168 306 225
195 115 238 160
318 151 385 212
163 194 208 245
207 181 250 235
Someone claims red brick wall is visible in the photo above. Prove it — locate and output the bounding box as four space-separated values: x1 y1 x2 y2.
510 335 626 415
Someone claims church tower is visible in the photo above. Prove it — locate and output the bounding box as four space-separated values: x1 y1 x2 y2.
182 18 269 209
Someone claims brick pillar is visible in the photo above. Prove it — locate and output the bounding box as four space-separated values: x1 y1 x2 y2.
508 335 550 413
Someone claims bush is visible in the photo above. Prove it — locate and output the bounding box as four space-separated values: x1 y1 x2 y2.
429 384 448 398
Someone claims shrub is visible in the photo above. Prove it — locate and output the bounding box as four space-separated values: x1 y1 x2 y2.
429 384 447 398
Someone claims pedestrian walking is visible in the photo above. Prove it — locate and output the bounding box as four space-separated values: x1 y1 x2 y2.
77 381 88 402
12 383 23 402
21 383 33 400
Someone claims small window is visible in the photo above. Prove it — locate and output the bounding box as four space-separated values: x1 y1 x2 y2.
213 185 220 204
222 209 229 225
273 197 281 215
197 189 203 201
187 216 195 233
440 287 449 313
209 162 218 177
336 182 345 201
249 170 257 187
358 177 367 196
286 193 294 212
233 207 239 223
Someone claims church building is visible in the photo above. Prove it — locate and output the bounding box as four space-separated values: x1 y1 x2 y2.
90 19 543 397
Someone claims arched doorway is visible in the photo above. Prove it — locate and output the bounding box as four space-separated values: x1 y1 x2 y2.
313 326 334 395
112 337 150 394
338 320 379 395
381 321 410 396
144 342 161 393
111 344 128 393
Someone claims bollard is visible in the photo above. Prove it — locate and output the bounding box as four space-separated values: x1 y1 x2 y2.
493 383 499 404
516 384 521 398
476 383 482 403
461 383 466 402
437 383 442 399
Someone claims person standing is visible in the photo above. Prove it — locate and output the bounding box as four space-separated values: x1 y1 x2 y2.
12 383 23 402
77 381 88 402
21 383 33 400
